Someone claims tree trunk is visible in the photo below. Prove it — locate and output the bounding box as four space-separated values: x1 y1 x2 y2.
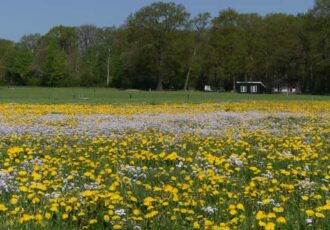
106 48 111 87
156 43 164 91
310 65 314 92
233 76 236 92
184 46 197 91
184 67 192 91
156 74 163 91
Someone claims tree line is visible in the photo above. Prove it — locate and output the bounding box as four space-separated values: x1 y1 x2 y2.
0 0 329 93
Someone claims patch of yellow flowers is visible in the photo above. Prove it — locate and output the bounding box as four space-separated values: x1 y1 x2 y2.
0 101 329 229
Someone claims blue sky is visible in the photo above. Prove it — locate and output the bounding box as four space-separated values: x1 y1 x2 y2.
0 0 315 41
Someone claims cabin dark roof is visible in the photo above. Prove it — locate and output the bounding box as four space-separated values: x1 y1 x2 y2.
236 81 266 88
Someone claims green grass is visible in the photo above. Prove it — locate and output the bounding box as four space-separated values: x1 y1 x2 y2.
0 87 329 104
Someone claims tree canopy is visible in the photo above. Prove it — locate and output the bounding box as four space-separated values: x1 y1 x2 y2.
0 1 329 93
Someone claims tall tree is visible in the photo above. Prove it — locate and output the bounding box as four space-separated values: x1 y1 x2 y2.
183 12 211 90
41 44 71 87
309 0 330 93
8 44 34 85
76 25 98 55
211 9 245 91
312 0 330 17
125 2 190 90
0 39 14 84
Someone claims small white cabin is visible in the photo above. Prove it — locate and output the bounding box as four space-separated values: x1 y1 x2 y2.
204 85 212 92
273 85 299 94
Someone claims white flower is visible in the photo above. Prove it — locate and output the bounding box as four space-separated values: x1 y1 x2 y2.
115 209 126 216
176 161 183 168
202 206 218 214
228 155 243 167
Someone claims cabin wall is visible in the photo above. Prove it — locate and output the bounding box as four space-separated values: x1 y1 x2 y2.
236 84 265 94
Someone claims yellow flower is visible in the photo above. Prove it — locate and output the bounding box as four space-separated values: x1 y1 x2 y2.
32 197 40 204
19 214 33 223
32 172 41 181
193 221 200 229
229 204 236 210
81 190 94 197
103 215 110 222
267 213 276 219
276 217 286 223
164 152 179 160
18 170 27 176
35 183 47 191
229 209 237 215
89 219 98 224
10 207 20 215
0 203 8 211
35 214 43 221
19 186 28 192
45 213 52 219
305 210 314 216
130 196 137 202
236 203 244 210
68 197 78 203
10 197 18 205
205 219 213 227
143 197 156 206
256 211 266 220
145 210 158 218
50 205 59 213
273 207 284 213
302 195 309 201
62 213 69 220
133 209 140 215
265 222 275 230
262 199 270 205
315 212 325 218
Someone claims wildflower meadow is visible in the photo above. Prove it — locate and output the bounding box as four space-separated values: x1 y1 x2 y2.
0 101 329 229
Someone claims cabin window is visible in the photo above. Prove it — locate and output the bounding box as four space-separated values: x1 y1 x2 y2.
240 85 247 92
251 85 257 93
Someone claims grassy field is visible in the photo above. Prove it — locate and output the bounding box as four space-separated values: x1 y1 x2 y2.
0 87 329 104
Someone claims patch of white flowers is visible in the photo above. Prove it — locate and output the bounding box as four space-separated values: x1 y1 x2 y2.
201 206 218 214
115 209 126 216
228 155 244 167
0 171 18 194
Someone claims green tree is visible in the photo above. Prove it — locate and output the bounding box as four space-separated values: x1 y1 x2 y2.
41 45 71 87
8 44 34 85
0 39 14 84
312 0 330 17
125 2 190 90
45 26 79 84
211 9 245 91
183 12 211 90
309 0 330 93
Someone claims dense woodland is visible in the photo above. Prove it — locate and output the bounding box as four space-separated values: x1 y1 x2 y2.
0 0 329 93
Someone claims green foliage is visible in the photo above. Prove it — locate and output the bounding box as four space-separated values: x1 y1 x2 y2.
7 44 34 85
0 1 329 94
0 39 14 84
125 2 190 90
41 45 72 87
